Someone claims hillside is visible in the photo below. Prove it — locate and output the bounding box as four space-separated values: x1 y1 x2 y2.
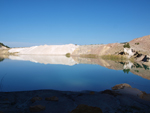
1 35 150 58
72 43 124 56
129 35 150 56
0 42 9 49
0 42 10 54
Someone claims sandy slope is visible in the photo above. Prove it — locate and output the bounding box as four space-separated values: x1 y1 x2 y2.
9 44 79 55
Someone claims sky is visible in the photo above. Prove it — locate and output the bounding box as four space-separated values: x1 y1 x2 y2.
0 0 150 47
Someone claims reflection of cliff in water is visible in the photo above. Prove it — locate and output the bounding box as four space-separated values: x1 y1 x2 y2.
8 55 78 66
0 55 9 62
1 55 150 80
130 62 150 80
72 57 150 80
72 57 124 70
0 57 4 62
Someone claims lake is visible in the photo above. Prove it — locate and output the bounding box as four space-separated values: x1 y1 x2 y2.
0 55 150 93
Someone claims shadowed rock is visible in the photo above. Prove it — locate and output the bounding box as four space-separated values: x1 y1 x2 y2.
90 91 95 95
30 97 42 103
101 89 121 97
45 96 59 101
140 91 150 101
29 105 45 112
70 104 103 113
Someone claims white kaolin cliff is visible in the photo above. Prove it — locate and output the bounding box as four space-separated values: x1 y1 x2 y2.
9 44 79 55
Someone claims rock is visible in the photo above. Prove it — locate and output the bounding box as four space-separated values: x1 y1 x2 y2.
136 55 145 61
0 100 11 104
124 48 134 57
70 104 103 113
90 91 95 95
30 97 42 103
101 89 121 96
112 83 131 90
0 111 4 113
29 105 45 112
45 96 59 101
140 91 150 101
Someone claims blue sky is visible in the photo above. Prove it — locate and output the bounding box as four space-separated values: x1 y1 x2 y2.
0 0 150 47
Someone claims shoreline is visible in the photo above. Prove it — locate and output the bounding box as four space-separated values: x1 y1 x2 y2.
0 84 150 113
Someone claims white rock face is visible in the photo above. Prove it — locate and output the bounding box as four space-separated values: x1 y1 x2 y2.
9 44 79 55
9 55 78 66
124 48 134 57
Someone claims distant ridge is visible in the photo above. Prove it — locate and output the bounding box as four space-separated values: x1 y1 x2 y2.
0 42 9 48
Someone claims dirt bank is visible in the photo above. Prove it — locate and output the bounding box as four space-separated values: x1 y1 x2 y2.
72 43 124 56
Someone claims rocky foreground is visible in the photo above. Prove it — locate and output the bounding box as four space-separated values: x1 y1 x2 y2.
0 84 150 113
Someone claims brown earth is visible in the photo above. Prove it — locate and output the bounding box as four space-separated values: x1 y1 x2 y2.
0 48 9 55
129 35 150 56
72 43 124 56
72 35 150 58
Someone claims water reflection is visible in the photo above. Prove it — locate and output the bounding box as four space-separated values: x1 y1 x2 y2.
73 57 150 80
1 55 150 80
8 55 78 66
0 58 4 62
0 55 150 92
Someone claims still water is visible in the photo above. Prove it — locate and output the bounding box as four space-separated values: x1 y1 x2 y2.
0 55 150 93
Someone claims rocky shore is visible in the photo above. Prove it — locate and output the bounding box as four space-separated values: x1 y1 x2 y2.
0 84 150 113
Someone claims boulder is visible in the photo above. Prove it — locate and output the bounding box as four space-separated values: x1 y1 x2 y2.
101 89 121 96
140 92 150 101
112 83 131 90
90 91 95 95
29 105 45 112
70 104 103 113
30 97 42 103
136 55 145 62
45 96 59 101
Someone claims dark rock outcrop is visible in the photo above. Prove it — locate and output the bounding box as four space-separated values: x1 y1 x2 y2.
45 96 59 101
70 104 103 113
29 105 46 112
30 97 42 103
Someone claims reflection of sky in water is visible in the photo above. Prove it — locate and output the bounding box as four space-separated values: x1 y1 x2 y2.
0 59 150 93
